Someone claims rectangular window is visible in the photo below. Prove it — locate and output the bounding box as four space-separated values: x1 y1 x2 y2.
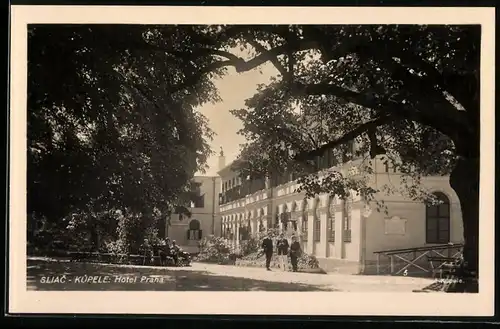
343 229 352 243
313 218 321 242
384 161 391 173
314 156 321 172
384 159 398 173
342 140 354 163
319 151 329 170
328 217 335 242
194 195 205 208
327 148 338 167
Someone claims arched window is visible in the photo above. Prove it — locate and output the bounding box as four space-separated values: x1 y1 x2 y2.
426 192 451 244
187 219 202 240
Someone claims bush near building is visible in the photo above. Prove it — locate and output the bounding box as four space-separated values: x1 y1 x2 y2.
195 236 239 265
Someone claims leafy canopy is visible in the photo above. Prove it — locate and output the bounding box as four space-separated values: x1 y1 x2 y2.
209 25 479 206
28 24 225 224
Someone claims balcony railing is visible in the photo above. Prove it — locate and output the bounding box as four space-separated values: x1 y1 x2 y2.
219 177 267 205
219 145 357 206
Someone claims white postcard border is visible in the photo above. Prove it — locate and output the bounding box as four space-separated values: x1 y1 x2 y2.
9 5 495 316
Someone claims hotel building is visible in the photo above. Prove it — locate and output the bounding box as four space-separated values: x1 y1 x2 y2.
217 144 464 274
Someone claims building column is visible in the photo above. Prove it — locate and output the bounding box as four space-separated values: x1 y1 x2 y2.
277 212 282 231
235 220 240 246
350 208 362 262
250 218 256 235
334 207 344 259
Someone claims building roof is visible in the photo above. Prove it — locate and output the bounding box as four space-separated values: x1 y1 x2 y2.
216 159 241 176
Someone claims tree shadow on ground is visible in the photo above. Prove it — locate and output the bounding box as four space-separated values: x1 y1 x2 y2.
27 259 336 291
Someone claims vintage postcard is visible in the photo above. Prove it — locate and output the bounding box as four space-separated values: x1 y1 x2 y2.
8 5 495 316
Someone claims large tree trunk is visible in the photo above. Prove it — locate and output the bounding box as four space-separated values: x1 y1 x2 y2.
449 156 479 292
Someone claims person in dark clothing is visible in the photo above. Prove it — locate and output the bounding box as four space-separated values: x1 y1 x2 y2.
289 236 302 272
261 233 274 271
276 234 289 271
158 239 170 266
171 240 180 266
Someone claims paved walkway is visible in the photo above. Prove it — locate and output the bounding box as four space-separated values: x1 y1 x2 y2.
27 258 434 292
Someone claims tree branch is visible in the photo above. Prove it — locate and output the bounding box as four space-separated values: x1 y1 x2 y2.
245 39 288 77
295 114 396 160
169 39 321 93
354 43 473 139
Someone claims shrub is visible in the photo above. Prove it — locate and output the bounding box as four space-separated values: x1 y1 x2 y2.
104 239 130 263
238 236 260 256
196 235 237 264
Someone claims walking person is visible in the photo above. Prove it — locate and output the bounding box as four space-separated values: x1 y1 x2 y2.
276 233 289 271
261 233 274 271
289 236 302 272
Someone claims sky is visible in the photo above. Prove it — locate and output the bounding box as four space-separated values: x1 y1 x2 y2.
195 62 279 177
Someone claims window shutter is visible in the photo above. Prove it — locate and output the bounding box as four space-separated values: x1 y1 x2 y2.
199 230 203 240
187 230 190 240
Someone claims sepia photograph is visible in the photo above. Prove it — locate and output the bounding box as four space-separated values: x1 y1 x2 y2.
9 5 495 316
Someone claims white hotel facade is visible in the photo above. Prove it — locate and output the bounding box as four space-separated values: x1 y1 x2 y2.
217 144 464 274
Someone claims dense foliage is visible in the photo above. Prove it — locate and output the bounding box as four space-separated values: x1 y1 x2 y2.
27 25 220 252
